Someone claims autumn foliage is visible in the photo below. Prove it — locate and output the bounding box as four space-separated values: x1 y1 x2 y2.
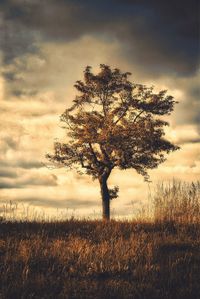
47 65 179 219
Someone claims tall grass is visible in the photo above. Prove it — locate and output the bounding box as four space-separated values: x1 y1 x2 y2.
153 181 200 224
0 201 75 222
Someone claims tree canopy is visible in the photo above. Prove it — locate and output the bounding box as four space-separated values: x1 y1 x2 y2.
47 64 179 220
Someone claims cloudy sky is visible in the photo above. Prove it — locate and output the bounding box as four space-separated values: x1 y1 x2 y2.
0 0 199 219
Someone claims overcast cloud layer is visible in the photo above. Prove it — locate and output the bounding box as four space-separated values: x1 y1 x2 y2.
0 0 199 218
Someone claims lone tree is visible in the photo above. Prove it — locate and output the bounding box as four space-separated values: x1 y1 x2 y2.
47 65 179 220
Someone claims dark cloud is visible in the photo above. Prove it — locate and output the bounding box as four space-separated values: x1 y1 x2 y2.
0 168 17 178
0 173 57 189
0 159 43 169
0 10 39 64
172 75 200 130
21 173 58 187
0 180 23 189
1 135 19 150
18 161 44 169
0 0 199 77
0 195 98 209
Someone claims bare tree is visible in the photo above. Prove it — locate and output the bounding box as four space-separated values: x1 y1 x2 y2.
46 65 179 220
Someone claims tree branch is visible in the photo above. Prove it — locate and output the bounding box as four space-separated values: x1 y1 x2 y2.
88 142 100 165
133 110 144 123
99 144 114 169
114 105 129 125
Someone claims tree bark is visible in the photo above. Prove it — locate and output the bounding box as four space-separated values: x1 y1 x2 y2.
99 176 110 220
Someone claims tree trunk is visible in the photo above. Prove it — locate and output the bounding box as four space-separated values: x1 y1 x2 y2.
99 177 110 220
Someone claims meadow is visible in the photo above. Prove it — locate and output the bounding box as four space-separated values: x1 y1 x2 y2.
0 181 200 299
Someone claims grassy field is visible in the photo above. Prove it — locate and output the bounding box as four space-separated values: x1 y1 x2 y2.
0 181 199 299
0 219 200 299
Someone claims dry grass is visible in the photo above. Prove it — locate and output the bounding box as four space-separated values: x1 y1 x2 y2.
153 181 200 223
0 219 200 299
0 181 199 299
